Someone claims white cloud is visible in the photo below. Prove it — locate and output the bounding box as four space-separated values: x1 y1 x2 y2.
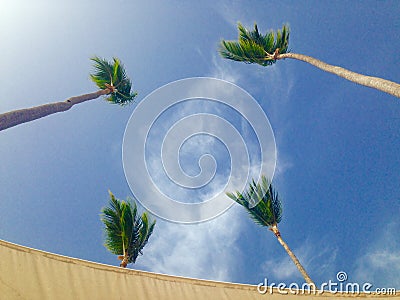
274 149 293 179
130 44 296 281
262 238 338 285
208 39 297 184
251 62 296 185
209 54 240 84
215 0 254 30
354 221 400 289
136 204 243 282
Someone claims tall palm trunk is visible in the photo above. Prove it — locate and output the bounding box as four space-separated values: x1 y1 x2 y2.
269 225 315 286
277 53 400 98
0 89 110 131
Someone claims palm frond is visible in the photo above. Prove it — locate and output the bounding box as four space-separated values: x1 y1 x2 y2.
128 212 156 264
226 175 282 228
219 23 290 67
101 191 126 255
90 56 137 106
100 192 156 266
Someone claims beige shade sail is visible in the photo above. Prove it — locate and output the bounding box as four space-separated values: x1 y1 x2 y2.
0 239 398 300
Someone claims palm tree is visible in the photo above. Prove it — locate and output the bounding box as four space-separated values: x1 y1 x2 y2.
100 191 156 268
219 23 400 98
0 56 137 131
226 175 315 286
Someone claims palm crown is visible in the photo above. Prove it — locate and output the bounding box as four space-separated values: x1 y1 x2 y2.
90 56 137 105
101 191 156 266
226 176 316 285
219 23 289 66
226 175 282 227
219 23 400 99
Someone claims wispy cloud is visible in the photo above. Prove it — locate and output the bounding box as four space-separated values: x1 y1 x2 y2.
215 0 254 30
137 205 243 282
130 74 267 281
354 220 400 289
130 9 298 282
209 54 240 83
262 238 338 285
208 40 297 184
250 63 296 186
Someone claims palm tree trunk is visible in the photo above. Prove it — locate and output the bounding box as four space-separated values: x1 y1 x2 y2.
118 238 128 268
269 225 315 286
119 256 128 268
278 53 400 99
0 89 110 131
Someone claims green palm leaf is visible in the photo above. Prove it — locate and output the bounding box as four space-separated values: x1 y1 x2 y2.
228 176 315 285
226 175 282 227
90 56 137 106
129 212 156 264
219 23 290 66
100 191 156 267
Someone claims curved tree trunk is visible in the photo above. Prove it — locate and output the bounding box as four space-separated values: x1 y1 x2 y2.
0 89 110 132
278 53 400 99
270 225 315 286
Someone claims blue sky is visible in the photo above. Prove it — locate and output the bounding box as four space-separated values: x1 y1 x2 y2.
1 0 399 290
